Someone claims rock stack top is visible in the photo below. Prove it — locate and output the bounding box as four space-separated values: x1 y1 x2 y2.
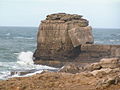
46 13 83 21
42 13 88 25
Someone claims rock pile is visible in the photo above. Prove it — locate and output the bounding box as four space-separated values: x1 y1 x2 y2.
34 13 94 61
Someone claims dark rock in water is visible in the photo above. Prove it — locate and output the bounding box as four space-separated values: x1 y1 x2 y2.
33 13 93 63
10 69 58 76
10 69 38 76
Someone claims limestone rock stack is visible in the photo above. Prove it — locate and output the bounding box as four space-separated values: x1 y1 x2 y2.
34 13 94 61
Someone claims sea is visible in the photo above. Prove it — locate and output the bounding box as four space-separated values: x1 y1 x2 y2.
0 26 120 80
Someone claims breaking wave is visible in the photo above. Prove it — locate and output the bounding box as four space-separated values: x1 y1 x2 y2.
0 51 57 80
17 51 34 65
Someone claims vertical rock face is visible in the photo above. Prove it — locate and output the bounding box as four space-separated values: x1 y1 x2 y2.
34 13 94 61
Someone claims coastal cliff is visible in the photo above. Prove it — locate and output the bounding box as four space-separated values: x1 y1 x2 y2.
33 13 120 67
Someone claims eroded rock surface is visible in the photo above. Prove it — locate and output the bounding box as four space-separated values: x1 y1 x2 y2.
59 58 120 89
68 26 93 47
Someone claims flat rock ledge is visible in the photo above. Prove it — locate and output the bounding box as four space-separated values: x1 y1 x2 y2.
1 58 120 90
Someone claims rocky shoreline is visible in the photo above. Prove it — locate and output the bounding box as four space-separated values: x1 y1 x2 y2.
1 58 120 90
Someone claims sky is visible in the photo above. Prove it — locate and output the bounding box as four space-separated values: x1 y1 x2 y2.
0 0 120 28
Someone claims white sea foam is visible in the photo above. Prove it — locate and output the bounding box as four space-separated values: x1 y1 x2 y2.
0 51 57 80
0 71 11 80
22 70 44 77
17 51 34 65
5 33 10 36
13 36 24 39
109 39 120 42
116 39 120 41
94 40 104 44
109 40 115 42
13 37 34 40
25 37 34 40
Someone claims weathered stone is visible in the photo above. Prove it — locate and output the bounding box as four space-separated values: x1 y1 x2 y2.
100 58 119 64
81 44 111 52
90 68 112 76
34 13 92 61
77 44 120 62
80 72 94 77
66 19 89 27
96 76 120 89
68 26 94 47
46 13 83 21
100 58 120 69
59 63 83 73
84 63 102 71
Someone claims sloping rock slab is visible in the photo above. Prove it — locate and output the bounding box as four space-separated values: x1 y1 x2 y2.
68 26 94 47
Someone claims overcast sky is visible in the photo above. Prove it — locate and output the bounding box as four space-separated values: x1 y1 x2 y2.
0 0 120 28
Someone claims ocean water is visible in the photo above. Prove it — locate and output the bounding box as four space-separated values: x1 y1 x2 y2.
0 26 120 80
0 27 57 80
93 28 120 45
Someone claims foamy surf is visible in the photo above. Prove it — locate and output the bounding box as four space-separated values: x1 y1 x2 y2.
0 51 58 80
13 36 34 40
17 51 34 65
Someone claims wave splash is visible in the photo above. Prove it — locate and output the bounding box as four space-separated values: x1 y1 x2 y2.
0 51 57 80
17 51 34 65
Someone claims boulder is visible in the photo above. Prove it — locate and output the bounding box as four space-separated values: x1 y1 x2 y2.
68 26 94 47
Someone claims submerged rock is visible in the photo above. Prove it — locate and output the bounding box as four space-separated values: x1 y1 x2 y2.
34 13 94 63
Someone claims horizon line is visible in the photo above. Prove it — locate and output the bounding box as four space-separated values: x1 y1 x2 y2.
0 25 120 29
